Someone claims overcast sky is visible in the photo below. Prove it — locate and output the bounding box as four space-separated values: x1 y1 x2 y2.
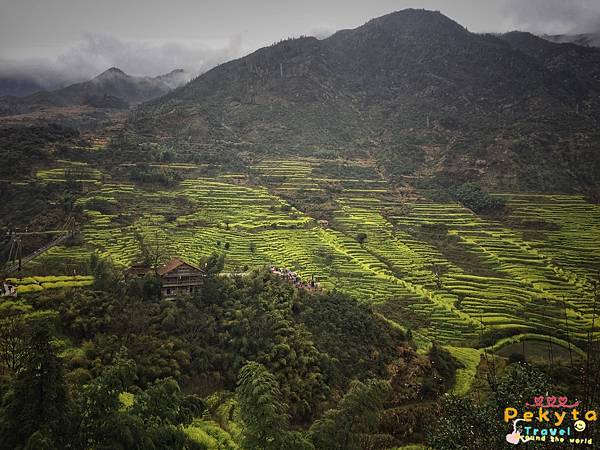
1 0 600 86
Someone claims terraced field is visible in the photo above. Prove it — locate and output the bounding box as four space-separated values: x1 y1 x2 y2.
36 159 105 185
28 158 600 351
6 275 94 294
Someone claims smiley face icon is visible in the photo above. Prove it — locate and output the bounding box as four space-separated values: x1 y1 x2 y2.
574 420 586 432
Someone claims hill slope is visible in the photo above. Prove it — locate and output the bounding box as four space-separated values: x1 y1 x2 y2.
0 67 185 116
132 9 600 194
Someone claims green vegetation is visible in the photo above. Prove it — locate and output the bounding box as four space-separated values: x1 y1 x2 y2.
15 157 599 354
309 378 391 450
445 346 482 396
7 275 94 294
3 135 600 450
452 183 505 214
0 260 442 449
3 9 600 447
427 363 600 449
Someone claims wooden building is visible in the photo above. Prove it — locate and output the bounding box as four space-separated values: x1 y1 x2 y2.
156 257 204 297
125 257 204 298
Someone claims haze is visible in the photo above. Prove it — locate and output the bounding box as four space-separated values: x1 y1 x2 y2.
1 0 600 90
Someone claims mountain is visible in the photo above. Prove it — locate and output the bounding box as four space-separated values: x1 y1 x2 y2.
155 69 190 89
132 9 600 195
0 76 60 97
543 32 600 48
0 67 185 117
499 31 600 100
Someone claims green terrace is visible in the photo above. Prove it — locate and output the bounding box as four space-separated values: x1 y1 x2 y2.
36 159 105 185
6 275 94 294
496 193 600 281
26 159 600 349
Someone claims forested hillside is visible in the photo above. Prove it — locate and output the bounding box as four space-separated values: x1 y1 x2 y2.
133 9 600 195
2 7 600 450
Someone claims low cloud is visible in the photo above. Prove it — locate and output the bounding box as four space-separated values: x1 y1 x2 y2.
502 0 600 34
309 26 335 40
0 33 246 95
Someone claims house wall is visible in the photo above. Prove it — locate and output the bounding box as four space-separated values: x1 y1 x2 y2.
160 264 203 297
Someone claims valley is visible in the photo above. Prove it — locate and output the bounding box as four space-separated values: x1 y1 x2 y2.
2 7 600 450
11 146 600 355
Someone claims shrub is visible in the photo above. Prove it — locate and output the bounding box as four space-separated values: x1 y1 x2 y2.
508 352 526 364
452 183 505 213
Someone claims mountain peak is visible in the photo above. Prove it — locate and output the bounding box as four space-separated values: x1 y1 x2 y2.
326 8 469 47
366 8 467 34
95 67 128 80
105 67 125 74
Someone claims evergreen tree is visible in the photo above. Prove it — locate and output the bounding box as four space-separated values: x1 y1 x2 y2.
427 364 555 450
0 322 71 450
73 351 196 450
309 378 390 450
236 361 313 450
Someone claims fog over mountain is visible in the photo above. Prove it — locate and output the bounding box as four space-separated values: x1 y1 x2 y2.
0 33 244 96
543 32 600 48
2 0 600 96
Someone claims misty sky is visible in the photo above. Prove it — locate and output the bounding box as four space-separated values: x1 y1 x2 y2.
1 0 600 87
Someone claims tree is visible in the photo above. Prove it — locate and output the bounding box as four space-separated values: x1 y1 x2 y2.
356 232 367 245
0 300 33 374
73 350 196 449
430 263 447 289
133 230 165 269
310 379 390 450
0 322 71 450
72 349 139 448
89 253 122 293
141 274 162 301
406 328 415 348
426 395 502 450
236 362 313 450
201 253 225 276
427 364 553 450
452 183 505 214
429 343 463 393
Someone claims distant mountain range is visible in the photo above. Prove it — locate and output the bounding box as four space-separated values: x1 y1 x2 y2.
0 76 61 98
542 32 600 48
131 9 600 195
0 67 188 116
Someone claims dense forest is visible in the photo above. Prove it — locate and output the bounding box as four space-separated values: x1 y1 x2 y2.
1 252 599 449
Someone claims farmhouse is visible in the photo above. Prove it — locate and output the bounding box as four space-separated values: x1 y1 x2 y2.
157 257 204 297
125 257 204 297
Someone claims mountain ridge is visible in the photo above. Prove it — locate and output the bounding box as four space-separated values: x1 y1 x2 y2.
543 31 600 48
0 67 188 117
131 9 600 195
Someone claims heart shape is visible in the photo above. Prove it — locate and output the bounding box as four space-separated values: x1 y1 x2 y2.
547 396 557 407
506 432 521 445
